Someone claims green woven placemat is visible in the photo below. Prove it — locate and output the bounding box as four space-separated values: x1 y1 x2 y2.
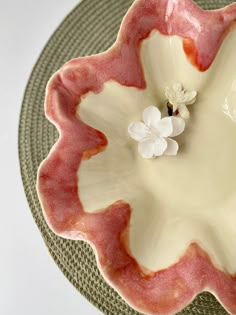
19 0 234 314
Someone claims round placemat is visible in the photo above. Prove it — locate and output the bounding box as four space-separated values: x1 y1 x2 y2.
19 0 234 314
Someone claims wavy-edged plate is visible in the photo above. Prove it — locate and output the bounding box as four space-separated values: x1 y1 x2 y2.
37 0 236 314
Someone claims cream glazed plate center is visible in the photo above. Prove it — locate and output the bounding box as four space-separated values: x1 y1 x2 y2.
37 0 236 314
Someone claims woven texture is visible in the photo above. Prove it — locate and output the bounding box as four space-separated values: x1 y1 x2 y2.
19 0 234 314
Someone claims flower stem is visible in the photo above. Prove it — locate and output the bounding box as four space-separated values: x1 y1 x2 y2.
167 102 173 116
167 102 179 116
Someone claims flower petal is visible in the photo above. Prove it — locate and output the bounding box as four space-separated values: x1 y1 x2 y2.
169 116 185 137
178 104 190 119
165 87 175 104
182 90 197 105
173 83 183 92
153 137 168 157
138 139 155 159
172 102 178 113
156 117 173 137
128 122 150 141
164 138 179 155
142 106 161 128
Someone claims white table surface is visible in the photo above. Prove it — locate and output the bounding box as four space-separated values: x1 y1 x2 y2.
0 1 102 314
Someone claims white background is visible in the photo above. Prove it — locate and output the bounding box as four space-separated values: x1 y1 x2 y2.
0 1 101 314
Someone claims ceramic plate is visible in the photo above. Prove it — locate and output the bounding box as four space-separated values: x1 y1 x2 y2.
37 0 236 314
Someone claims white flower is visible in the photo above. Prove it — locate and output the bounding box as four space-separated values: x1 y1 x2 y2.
128 106 185 159
165 83 197 119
